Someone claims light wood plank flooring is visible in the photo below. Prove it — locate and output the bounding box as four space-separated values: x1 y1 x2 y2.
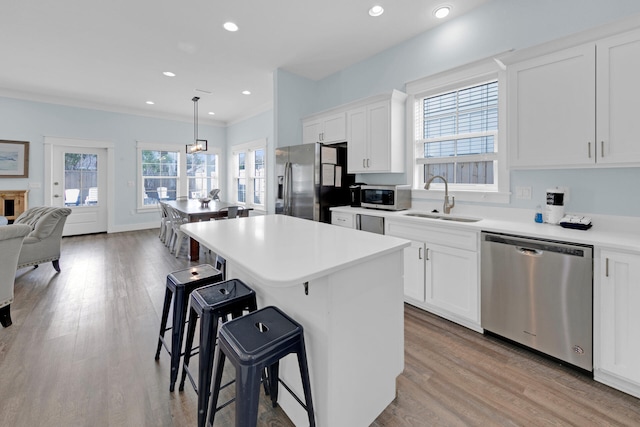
1 229 638 426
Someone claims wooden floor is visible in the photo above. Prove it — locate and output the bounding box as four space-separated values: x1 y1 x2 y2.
1 229 639 426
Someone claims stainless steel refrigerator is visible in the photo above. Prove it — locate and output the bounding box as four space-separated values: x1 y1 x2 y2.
275 142 354 223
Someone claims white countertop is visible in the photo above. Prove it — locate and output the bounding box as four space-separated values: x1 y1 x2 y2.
331 206 640 252
181 214 410 287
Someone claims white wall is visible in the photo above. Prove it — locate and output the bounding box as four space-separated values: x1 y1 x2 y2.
0 96 226 229
226 109 274 213
274 0 640 217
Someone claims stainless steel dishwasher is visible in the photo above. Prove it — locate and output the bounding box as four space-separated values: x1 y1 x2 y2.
481 232 593 371
355 213 384 234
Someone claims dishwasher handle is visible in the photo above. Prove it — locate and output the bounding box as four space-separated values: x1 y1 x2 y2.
517 246 543 256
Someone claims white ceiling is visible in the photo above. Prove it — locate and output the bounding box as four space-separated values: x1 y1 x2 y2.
0 0 489 125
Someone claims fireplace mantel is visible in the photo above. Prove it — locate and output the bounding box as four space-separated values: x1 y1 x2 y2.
0 190 29 223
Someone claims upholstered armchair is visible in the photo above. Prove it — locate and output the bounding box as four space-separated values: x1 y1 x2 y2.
14 206 72 272
0 224 31 327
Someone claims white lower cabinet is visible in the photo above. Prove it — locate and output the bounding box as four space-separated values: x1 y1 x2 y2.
404 241 426 302
386 219 481 332
595 248 640 399
425 242 479 328
331 211 355 228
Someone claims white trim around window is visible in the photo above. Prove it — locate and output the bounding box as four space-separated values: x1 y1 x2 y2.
230 138 267 211
136 141 221 211
406 57 510 204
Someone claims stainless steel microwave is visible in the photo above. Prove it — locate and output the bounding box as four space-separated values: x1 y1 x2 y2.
360 185 411 211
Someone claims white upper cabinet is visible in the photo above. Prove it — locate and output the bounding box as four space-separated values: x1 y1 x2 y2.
509 28 640 168
596 30 640 164
302 112 346 144
346 90 406 174
508 44 596 167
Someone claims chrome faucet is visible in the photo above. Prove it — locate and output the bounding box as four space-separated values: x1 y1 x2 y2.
424 175 455 214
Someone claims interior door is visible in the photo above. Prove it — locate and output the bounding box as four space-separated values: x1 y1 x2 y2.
51 145 108 236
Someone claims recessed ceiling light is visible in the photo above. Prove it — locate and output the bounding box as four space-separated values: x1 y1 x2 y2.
162 71 176 77
369 5 384 17
208 112 215 115
434 6 451 19
146 101 155 105
242 90 251 95
224 22 239 32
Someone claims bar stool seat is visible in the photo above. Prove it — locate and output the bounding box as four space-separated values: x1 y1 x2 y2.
154 264 223 392
209 306 316 427
179 279 257 427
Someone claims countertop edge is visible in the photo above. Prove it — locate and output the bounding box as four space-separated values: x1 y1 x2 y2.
332 206 640 252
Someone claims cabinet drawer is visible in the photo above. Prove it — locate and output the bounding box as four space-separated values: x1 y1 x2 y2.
331 212 355 228
386 220 478 251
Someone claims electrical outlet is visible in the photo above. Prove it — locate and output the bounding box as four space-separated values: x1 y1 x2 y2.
515 186 532 200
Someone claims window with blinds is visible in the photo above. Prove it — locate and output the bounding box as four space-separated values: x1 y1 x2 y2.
415 80 498 187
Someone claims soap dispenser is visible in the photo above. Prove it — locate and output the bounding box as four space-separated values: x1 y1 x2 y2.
535 205 543 223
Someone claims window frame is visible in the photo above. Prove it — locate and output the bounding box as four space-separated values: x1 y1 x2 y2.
406 58 509 204
136 141 221 211
186 151 220 200
231 138 267 211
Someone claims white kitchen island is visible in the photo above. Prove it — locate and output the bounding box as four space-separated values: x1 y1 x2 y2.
181 214 409 427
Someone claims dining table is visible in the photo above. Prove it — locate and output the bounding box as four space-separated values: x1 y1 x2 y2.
164 199 251 261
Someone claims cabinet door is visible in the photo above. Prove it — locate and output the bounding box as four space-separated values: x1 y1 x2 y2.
331 211 355 228
599 250 640 383
404 241 426 302
366 100 391 172
346 107 367 173
508 44 596 167
596 30 640 164
303 119 322 144
321 112 347 143
425 243 479 323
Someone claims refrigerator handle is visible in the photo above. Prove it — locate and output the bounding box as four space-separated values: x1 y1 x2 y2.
283 162 292 215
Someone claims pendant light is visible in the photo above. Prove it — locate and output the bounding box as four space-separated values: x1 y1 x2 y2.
186 96 208 153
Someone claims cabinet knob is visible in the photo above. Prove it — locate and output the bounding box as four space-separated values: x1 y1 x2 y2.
588 142 591 159
601 141 605 158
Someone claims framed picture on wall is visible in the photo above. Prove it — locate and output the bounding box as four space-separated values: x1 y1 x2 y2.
0 140 29 178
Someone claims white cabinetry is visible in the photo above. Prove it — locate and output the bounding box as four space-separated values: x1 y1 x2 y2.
595 248 640 399
347 90 406 173
302 112 346 144
403 240 426 302
596 30 640 164
331 211 355 229
386 219 481 332
509 28 640 168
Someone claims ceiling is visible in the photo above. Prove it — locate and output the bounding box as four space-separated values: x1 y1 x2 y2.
0 0 490 126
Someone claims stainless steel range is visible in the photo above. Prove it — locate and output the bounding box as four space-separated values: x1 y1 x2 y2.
481 232 594 371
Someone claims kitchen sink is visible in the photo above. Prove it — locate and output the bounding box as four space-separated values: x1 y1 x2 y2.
403 212 481 223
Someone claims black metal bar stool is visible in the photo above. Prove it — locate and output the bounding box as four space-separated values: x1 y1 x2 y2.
179 279 257 427
209 306 316 427
154 264 223 392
